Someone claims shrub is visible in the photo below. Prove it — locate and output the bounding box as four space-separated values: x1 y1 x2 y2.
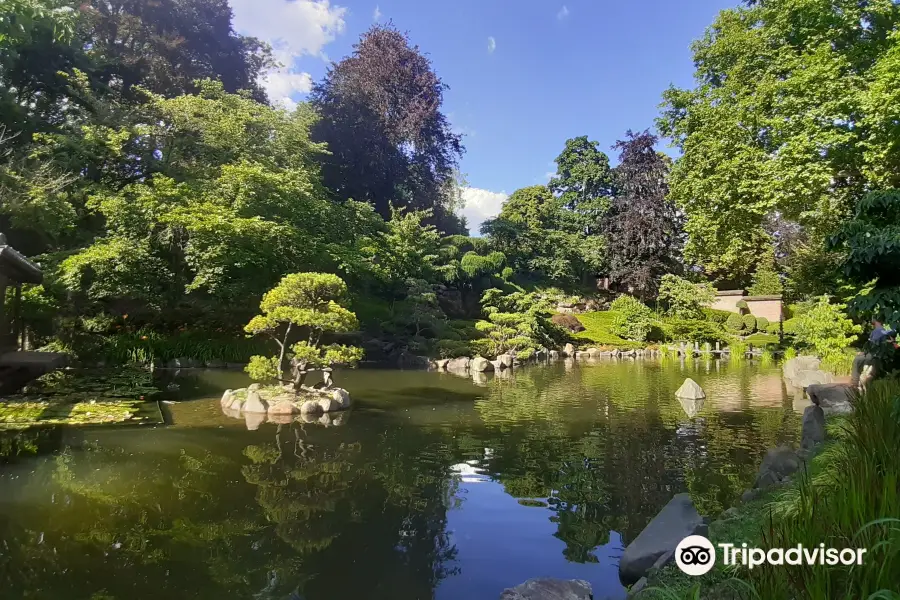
794 296 862 357
702 307 732 324
725 313 744 332
436 339 471 358
747 254 784 296
656 274 716 319
742 314 757 333
756 316 769 330
663 318 731 344
735 299 749 310
609 295 654 342
551 313 585 333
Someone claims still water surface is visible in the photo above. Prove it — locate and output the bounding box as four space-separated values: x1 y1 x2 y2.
0 359 806 600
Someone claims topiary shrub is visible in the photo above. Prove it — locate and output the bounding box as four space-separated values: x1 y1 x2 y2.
663 318 732 344
736 299 749 310
609 295 654 342
725 312 744 332
742 314 757 333
756 316 769 330
702 308 732 324
551 313 586 333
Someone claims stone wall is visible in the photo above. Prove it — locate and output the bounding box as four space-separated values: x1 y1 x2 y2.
713 290 783 323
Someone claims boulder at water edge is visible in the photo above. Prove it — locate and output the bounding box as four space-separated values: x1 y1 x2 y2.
619 493 705 585
318 397 340 412
267 401 297 417
432 358 450 371
447 357 470 371
754 446 800 489
549 350 560 359
299 400 321 415
220 389 235 408
675 378 705 400
471 356 494 373
807 383 854 415
243 390 268 414
563 343 576 357
499 578 592 600
498 354 515 369
801 405 826 450
331 387 351 409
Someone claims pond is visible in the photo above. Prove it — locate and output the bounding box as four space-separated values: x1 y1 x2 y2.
0 358 807 600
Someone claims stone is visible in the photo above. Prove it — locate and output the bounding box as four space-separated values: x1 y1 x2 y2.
166 358 183 369
534 349 548 361
229 397 245 411
471 356 494 372
433 359 450 371
268 401 297 417
490 359 504 371
397 351 431 370
618 493 705 585
331 388 351 409
498 354 515 369
472 371 490 386
722 507 740 519
586 347 601 358
299 400 321 415
675 378 705 400
563 343 576 357
206 359 226 369
447 357 470 371
794 369 834 389
574 351 589 360
319 413 335 427
801 405 826 450
248 383 262 392
243 390 268 414
676 395 704 418
741 488 760 503
318 397 340 412
807 383 854 416
754 446 800 489
851 353 879 387
549 350 560 359
499 578 592 600
220 389 236 408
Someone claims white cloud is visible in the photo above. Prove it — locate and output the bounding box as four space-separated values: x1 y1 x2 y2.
487 36 496 54
460 187 508 235
231 0 347 105
557 5 570 20
263 71 313 109
373 5 381 20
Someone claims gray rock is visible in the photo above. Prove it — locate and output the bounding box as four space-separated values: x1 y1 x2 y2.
220 389 236 408
471 356 495 372
754 446 800 489
534 349 548 361
248 383 262 392
318 397 340 412
229 397 245 411
498 354 515 369
299 400 321 415
433 359 450 371
563 343 576 357
801 405 826 450
243 390 268 414
618 493 704 585
807 383 854 415
206 359 226 369
722 507 740 519
549 350 560 359
675 378 705 400
397 351 431 370
490 359 504 371
574 351 589 360
586 347 601 358
851 353 879 387
331 388 351 409
499 578 592 600
676 395 705 418
268 401 297 416
794 369 834 389
783 355 821 384
741 488 760 503
244 411 266 431
166 358 183 369
447 357 470 371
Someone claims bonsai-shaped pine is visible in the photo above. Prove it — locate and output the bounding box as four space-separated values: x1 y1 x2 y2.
244 273 363 392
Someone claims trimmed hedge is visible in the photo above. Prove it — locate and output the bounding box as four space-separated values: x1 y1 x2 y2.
742 314 757 333
756 316 769 330
702 308 732 324
725 313 744 331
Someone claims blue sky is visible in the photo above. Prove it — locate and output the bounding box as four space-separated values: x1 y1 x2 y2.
230 0 736 232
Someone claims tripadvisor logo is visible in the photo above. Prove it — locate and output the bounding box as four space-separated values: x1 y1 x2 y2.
674 535 868 576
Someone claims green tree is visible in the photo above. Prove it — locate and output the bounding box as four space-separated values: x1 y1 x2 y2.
794 296 861 358
474 289 560 358
657 274 716 319
829 190 900 327
549 136 615 235
658 0 900 279
746 251 784 297
244 273 363 389
609 295 654 342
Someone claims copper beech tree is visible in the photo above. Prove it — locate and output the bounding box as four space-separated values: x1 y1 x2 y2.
244 273 363 391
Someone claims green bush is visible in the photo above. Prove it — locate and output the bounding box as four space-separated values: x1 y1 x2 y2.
436 339 471 358
702 307 732 324
742 314 757 333
662 318 732 344
794 296 862 357
609 295 654 342
756 316 769 330
725 313 744 332
656 274 716 319
735 299 749 310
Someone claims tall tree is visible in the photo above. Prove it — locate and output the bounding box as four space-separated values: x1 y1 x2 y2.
309 24 464 233
658 0 900 280
604 131 682 301
79 0 273 102
548 136 616 235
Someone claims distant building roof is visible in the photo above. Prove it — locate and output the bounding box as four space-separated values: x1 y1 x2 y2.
715 289 746 297
0 234 43 284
